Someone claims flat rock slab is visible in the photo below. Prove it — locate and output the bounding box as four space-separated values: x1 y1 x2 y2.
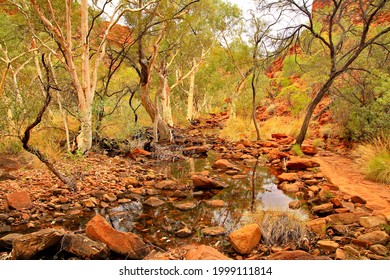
174 201 198 211
191 175 227 189
357 231 389 245
317 240 339 254
212 159 238 170
359 216 387 228
326 212 367 225
62 234 110 259
201 226 226 236
267 250 331 260
144 197 165 207
6 191 32 210
185 245 231 260
11 228 66 260
286 156 320 170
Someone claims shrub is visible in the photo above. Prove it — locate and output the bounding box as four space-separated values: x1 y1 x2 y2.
355 135 390 184
244 210 310 247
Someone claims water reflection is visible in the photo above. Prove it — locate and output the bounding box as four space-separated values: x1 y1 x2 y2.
101 152 309 250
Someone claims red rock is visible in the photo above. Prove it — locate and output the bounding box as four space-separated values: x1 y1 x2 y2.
259 141 279 148
267 250 331 260
351 195 367 204
62 234 110 259
357 231 389 245
268 149 290 160
330 198 343 208
131 147 151 156
271 133 289 139
301 145 318 155
277 136 296 145
306 218 327 236
229 224 261 254
11 228 65 259
191 175 227 189
6 191 32 210
286 156 320 170
277 172 298 182
185 245 231 260
182 146 208 156
212 159 237 170
86 214 149 259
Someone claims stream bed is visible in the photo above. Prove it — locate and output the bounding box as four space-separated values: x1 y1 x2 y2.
97 151 309 250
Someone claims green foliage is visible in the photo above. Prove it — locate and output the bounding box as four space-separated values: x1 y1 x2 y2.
292 144 304 157
277 84 310 116
333 71 390 141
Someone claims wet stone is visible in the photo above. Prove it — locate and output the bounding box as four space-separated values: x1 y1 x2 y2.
174 201 197 211
175 226 192 238
202 226 226 236
205 200 225 208
144 197 165 207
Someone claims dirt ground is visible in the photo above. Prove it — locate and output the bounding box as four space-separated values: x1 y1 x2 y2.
314 151 390 217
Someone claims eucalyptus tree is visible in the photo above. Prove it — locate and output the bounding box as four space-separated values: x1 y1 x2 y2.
13 0 157 153
259 0 390 145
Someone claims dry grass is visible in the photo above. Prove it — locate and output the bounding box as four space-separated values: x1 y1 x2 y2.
244 210 310 247
260 116 303 139
355 134 390 184
219 117 258 141
220 116 304 141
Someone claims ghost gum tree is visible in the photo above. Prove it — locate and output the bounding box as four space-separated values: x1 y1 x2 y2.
18 0 156 153
260 0 390 146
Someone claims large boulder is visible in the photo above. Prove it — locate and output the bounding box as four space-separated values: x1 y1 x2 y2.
6 191 32 210
185 245 231 260
229 224 261 255
11 228 65 260
86 214 149 259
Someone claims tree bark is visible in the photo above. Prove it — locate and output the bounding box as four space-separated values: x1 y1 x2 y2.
186 59 196 121
296 77 336 145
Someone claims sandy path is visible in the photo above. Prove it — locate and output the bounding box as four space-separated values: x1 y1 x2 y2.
314 152 390 217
